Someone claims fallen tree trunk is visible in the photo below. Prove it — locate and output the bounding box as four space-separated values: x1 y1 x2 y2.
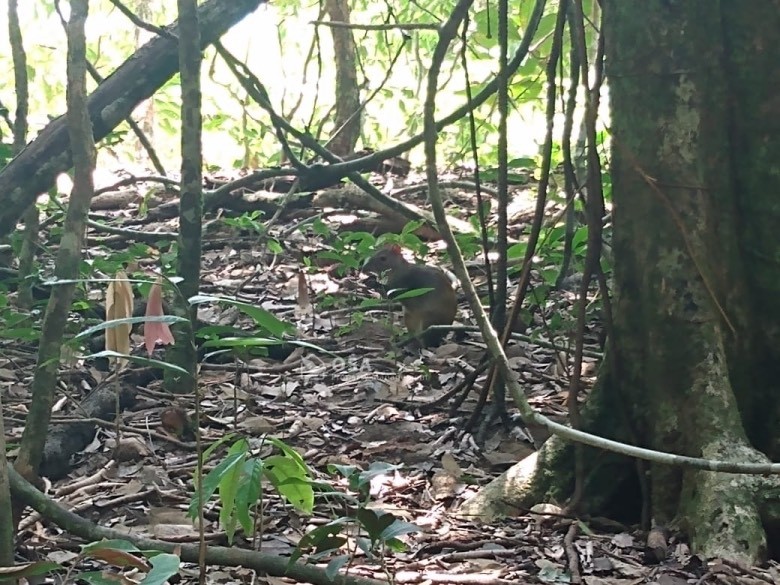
0 0 266 238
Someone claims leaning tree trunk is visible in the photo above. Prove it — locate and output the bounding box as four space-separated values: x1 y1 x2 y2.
461 0 780 565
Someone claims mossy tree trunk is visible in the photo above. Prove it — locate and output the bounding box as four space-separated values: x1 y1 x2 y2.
605 0 780 562
461 1 780 564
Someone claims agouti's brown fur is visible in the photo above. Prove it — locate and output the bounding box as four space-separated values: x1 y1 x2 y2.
362 244 457 346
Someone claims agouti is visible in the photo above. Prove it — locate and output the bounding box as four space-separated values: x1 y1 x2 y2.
362 244 457 346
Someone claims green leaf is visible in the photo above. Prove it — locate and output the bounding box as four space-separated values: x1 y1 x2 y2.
75 315 188 341
325 555 351 581
140 553 181 585
384 537 409 552
327 463 359 480
355 536 373 556
266 437 309 469
189 446 248 517
380 519 421 541
202 433 238 461
293 518 351 564
263 455 314 514
188 294 294 337
400 219 425 235
356 462 403 487
356 508 396 543
218 450 246 543
507 242 527 260
82 539 139 553
235 458 264 535
388 287 434 301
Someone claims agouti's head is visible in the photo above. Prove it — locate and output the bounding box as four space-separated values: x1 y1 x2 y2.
362 244 408 275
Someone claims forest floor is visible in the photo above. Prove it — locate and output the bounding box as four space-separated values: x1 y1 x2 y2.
3 168 776 584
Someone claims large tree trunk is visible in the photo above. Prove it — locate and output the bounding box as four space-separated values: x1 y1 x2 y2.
461 1 780 564
604 0 780 562
0 0 266 238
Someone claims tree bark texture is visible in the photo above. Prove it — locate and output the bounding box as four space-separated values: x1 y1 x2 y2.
324 0 361 157
16 0 96 479
602 0 780 563
463 0 780 565
0 393 13 564
719 1 780 458
8 0 38 310
167 0 203 394
0 0 266 238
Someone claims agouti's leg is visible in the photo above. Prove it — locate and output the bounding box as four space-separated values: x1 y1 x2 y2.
404 310 448 347
403 309 423 337
401 309 428 348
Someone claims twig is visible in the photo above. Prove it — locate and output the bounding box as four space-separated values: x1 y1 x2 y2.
311 20 439 31
107 0 175 38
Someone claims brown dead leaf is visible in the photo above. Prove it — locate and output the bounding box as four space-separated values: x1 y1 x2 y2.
106 270 133 366
153 524 198 539
86 546 149 571
147 507 192 525
114 480 145 497
239 415 276 434
432 343 461 358
113 436 150 461
440 452 463 478
296 271 310 309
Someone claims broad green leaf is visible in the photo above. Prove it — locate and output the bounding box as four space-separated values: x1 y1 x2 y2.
189 449 247 517
263 455 314 514
188 294 294 337
235 458 264 535
141 553 181 585
325 555 351 581
380 519 422 541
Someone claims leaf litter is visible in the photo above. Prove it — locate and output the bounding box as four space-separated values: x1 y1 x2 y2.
2 170 776 584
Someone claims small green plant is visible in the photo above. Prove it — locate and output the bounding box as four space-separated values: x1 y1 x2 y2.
289 462 421 580
192 293 331 361
315 231 376 276
221 211 283 253
189 436 315 544
316 220 432 278
0 294 41 342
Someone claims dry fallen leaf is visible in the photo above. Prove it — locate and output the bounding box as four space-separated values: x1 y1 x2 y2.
105 269 133 366
440 452 463 478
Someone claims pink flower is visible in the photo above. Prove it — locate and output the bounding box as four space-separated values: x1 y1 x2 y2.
145 278 175 356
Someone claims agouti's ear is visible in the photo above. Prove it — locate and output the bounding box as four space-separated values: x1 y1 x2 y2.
388 243 402 255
